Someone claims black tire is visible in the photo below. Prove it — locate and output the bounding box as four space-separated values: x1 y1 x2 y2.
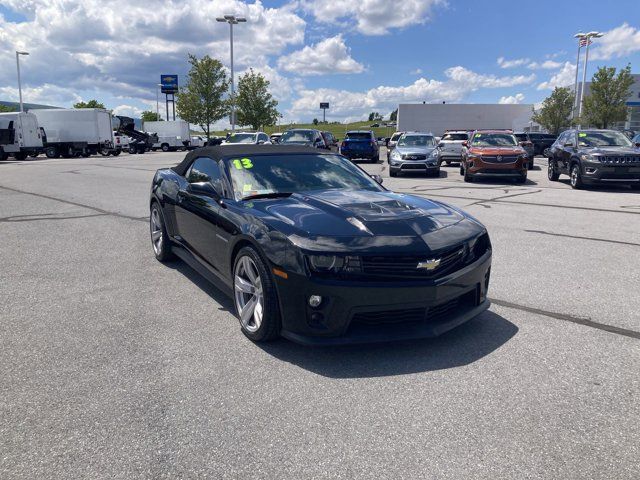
161 144 170 152
14 152 28 160
459 164 464 176
129 146 137 154
81 151 90 158
390 169 398 177
112 149 121 156
548 160 559 181
233 246 281 342
516 172 527 184
0 149 8 161
45 147 58 158
99 148 111 157
463 164 472 183
150 202 174 262
527 159 534 170
570 163 583 189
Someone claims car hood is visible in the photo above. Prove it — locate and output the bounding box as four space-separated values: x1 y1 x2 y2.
395 146 437 156
585 146 639 155
245 189 484 253
468 146 525 155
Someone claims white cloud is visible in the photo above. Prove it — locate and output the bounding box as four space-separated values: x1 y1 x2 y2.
302 0 444 35
0 0 306 107
499 93 525 104
497 57 530 68
112 104 143 117
537 62 576 90
411 68 423 75
527 60 563 70
590 23 640 60
288 67 536 121
277 35 364 76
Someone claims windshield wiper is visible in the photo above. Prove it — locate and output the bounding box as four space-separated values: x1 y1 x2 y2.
241 192 294 201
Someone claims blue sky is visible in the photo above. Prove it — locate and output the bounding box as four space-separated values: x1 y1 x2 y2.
0 0 638 127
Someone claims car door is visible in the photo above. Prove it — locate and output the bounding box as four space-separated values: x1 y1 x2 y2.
174 157 227 273
559 131 575 173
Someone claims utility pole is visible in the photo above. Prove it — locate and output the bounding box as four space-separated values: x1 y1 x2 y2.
16 51 29 112
577 31 604 126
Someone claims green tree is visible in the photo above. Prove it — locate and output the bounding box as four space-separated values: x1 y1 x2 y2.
236 69 280 131
390 109 398 122
312 118 319 125
531 87 574 135
176 54 229 139
141 110 162 122
582 64 634 129
0 104 16 113
73 99 105 109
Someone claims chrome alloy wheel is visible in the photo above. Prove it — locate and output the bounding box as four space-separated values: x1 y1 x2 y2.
570 166 579 187
150 207 163 255
234 256 264 333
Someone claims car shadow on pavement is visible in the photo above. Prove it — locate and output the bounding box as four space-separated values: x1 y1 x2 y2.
166 259 235 313
257 310 518 378
556 179 639 193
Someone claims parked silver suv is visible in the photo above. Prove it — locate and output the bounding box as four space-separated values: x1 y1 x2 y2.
437 130 469 165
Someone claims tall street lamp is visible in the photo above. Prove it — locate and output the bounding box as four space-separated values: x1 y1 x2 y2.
572 32 586 119
216 14 246 133
156 83 162 120
577 31 604 125
16 51 29 112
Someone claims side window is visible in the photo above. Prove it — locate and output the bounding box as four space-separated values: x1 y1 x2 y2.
556 132 566 145
259 133 269 143
186 157 226 195
564 132 575 146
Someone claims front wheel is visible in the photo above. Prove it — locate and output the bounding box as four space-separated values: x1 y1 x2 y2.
233 247 280 342
161 144 170 152
548 160 559 181
462 164 472 183
129 146 137 154
45 147 58 158
570 164 583 189
527 159 534 170
150 203 174 262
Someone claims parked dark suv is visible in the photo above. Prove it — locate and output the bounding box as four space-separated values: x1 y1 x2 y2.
528 132 557 156
548 129 640 189
514 133 535 170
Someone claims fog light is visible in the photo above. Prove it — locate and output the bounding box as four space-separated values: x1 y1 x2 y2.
586 167 596 174
308 295 323 308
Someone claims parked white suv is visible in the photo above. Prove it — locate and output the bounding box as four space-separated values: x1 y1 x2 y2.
437 130 469 165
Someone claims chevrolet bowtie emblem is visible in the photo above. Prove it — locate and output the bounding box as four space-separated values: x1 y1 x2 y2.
417 258 441 270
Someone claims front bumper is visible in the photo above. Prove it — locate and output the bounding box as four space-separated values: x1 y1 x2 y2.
468 158 527 177
341 149 377 159
273 252 492 345
580 161 640 184
390 159 439 173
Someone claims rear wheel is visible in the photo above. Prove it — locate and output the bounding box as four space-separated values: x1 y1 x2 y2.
14 152 27 160
548 160 559 181
570 164 583 189
161 143 170 152
233 247 280 342
45 147 58 158
150 203 174 262
516 172 527 184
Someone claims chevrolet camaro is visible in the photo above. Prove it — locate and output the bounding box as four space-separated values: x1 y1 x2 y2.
149 145 492 345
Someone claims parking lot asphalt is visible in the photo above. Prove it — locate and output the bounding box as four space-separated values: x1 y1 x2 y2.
1 150 639 479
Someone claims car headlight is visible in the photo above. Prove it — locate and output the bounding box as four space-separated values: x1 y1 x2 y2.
307 255 362 274
390 150 401 160
430 150 439 158
581 154 600 162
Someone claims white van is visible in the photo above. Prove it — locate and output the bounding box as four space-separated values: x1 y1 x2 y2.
0 112 43 160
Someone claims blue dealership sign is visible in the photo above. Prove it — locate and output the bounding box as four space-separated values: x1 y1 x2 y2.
161 75 179 94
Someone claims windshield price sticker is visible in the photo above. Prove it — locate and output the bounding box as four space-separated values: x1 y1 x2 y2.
233 158 254 170
579 133 587 137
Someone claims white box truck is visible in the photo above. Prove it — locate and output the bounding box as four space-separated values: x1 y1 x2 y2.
143 120 190 152
33 108 114 158
0 112 44 160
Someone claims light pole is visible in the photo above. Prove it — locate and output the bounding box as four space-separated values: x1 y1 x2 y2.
577 31 604 125
156 83 162 120
572 33 585 119
216 14 246 133
16 51 29 112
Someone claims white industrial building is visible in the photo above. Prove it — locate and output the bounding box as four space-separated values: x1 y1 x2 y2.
397 103 535 136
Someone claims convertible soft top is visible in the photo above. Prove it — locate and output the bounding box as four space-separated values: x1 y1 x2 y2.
172 144 321 176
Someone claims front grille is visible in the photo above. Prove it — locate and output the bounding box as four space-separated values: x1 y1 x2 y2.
402 154 427 160
481 155 519 164
476 168 520 174
352 307 426 325
600 156 640 164
401 163 427 170
361 245 465 279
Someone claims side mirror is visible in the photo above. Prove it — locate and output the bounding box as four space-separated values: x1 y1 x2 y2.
257 140 265 145
635 142 640 147
187 182 219 198
371 174 383 185
462 141 468 147
437 142 444 148
564 142 574 148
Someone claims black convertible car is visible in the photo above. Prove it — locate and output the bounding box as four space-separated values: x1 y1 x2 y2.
149 145 492 345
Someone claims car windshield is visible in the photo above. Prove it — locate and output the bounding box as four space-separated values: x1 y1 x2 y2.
397 135 435 147
577 131 633 147
514 134 528 141
281 130 315 143
471 133 518 147
390 133 403 141
346 132 371 140
226 133 255 144
224 154 382 201
441 133 468 141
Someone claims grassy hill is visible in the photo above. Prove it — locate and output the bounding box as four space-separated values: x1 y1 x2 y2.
213 121 397 140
